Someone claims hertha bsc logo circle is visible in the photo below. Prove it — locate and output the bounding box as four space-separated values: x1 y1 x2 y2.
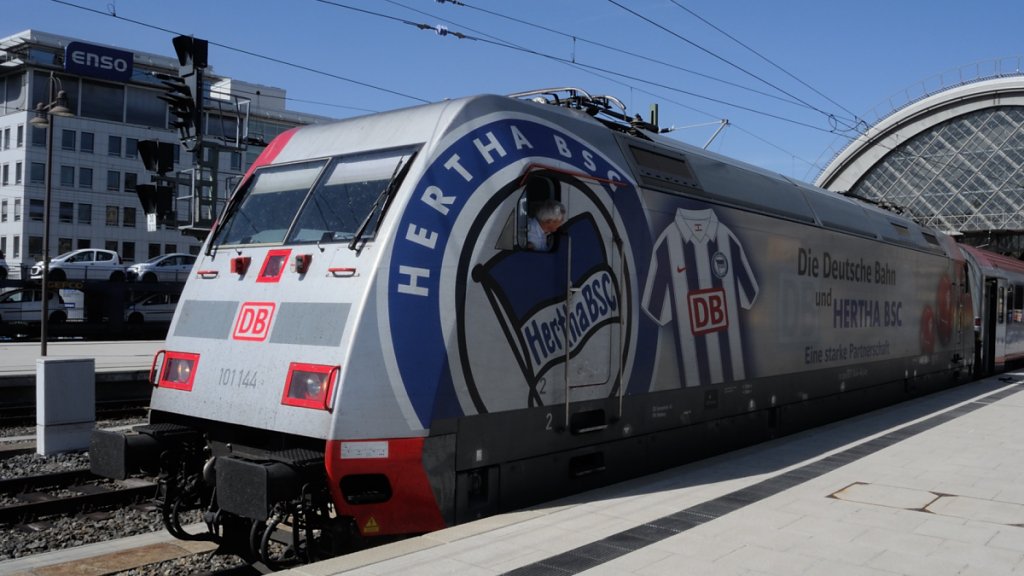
712 251 729 278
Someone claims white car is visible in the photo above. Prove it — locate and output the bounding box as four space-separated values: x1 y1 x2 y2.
127 253 196 283
0 288 67 323
30 249 125 282
125 292 180 324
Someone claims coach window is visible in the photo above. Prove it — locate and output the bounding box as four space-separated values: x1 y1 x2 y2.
1013 285 1024 323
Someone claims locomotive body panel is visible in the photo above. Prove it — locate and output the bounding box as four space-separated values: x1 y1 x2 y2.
99 91 983 558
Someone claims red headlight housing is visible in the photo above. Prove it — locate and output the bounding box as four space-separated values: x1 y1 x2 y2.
156 351 200 391
281 362 339 411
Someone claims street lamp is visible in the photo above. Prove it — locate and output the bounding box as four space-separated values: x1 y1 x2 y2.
30 75 74 356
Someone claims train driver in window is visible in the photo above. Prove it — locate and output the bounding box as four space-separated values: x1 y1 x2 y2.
527 199 566 252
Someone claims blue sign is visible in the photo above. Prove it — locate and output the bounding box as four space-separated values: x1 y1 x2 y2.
65 42 133 82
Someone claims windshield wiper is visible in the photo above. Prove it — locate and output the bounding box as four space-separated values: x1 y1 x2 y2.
348 151 417 251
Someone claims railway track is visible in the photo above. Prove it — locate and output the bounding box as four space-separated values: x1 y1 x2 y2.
0 467 157 524
0 399 149 428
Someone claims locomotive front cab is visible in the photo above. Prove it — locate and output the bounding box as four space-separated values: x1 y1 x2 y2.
91 111 439 563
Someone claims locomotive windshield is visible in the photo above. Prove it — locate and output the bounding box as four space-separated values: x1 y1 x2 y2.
212 148 416 247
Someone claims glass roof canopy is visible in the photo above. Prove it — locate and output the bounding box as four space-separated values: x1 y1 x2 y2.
848 106 1024 235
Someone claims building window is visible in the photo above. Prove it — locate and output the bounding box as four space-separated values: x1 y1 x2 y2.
13 199 20 222
61 129 76 151
31 125 45 147
30 162 45 184
123 206 136 228
122 241 135 262
28 236 41 260
77 238 91 249
59 201 73 223
164 243 176 254
125 138 138 159
14 162 21 184
29 199 43 221
78 203 92 225
106 205 118 226
230 152 242 171
108 135 121 157
148 242 160 259
0 237 5 256
58 237 72 254
1 200 6 222
16 125 23 148
2 164 8 186
106 170 120 192
105 240 118 253
12 235 19 258
2 127 9 150
124 172 137 192
126 86 167 128
80 131 94 153
82 79 124 123
79 167 93 189
60 165 75 187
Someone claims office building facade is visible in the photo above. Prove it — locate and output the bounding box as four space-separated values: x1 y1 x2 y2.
0 29 327 276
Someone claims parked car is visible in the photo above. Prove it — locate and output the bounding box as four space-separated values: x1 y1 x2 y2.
126 253 196 282
0 288 67 323
125 292 180 324
30 249 125 282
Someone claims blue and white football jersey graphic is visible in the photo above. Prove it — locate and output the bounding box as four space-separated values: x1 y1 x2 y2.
642 208 758 386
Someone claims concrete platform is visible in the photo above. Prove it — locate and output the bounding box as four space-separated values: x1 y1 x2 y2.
0 340 162 385
274 374 1024 575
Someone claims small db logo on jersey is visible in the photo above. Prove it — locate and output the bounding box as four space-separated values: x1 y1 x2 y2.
688 288 728 335
233 302 276 341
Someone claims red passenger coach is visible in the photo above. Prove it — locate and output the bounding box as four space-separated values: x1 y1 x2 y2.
961 244 1024 372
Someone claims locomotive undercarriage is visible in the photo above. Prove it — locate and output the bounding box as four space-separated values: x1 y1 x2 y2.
90 419 358 568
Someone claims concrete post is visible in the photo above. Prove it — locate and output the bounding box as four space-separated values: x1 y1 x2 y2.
36 358 95 455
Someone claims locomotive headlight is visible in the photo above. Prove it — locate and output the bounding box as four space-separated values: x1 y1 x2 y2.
156 351 200 391
281 362 339 411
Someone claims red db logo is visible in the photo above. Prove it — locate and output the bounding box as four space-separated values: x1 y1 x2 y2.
233 302 276 341
688 288 728 335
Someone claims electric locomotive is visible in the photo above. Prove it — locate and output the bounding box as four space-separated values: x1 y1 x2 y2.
91 88 977 565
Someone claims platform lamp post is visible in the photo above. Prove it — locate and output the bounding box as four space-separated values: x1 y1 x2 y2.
30 74 74 357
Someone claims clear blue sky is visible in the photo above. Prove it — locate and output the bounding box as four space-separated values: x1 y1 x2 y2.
7 0 1024 182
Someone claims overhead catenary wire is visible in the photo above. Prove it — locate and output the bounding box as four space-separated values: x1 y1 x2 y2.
668 1 867 135
606 0 863 133
47 0 851 175
426 0 838 171
435 0 815 113
326 0 834 134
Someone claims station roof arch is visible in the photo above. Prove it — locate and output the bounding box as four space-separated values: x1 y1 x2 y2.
816 69 1024 241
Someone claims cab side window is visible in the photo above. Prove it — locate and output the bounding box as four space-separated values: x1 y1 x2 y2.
495 174 563 251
